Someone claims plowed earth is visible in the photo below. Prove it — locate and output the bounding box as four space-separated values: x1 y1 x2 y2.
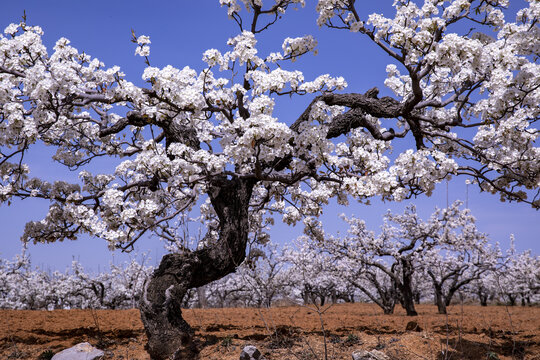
1 303 539 359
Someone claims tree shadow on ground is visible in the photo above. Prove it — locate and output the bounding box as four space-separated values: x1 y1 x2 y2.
436 336 530 360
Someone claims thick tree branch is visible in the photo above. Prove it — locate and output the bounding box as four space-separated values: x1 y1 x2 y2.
0 65 25 77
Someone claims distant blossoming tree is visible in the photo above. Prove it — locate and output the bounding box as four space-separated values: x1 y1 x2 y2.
303 201 501 315
412 202 501 314
0 0 538 358
496 238 540 305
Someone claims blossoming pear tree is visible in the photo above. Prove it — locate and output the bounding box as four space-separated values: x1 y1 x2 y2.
302 202 504 315
1 0 538 358
496 237 540 305
295 230 403 314
284 239 350 305
420 205 501 314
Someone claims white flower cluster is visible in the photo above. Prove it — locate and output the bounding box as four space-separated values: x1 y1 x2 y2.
142 65 205 112
281 35 318 59
202 31 269 70
219 0 241 17
384 64 411 98
313 0 539 205
226 31 264 67
316 0 349 27
135 35 151 57
390 149 458 197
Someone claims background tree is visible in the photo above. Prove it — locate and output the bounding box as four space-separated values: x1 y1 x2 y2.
306 206 435 316
284 240 345 306
306 202 503 315
1 0 538 358
496 238 540 306
469 272 499 306
339 261 399 314
420 203 501 314
235 244 291 308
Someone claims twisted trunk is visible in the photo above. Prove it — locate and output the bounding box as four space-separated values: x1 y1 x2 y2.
139 177 255 359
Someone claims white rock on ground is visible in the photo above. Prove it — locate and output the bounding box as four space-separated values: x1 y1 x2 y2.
351 349 390 360
51 342 104 360
239 345 266 360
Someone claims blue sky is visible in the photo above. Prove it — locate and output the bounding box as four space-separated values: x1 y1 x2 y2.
0 0 537 271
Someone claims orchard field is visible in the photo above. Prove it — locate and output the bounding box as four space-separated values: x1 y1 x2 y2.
1 303 539 360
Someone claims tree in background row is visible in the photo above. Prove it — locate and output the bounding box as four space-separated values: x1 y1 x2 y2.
1 0 538 357
496 238 540 306
298 201 502 315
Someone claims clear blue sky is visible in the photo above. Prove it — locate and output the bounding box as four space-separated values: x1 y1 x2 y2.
0 1 537 271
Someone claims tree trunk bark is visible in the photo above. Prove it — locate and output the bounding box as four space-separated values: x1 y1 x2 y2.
400 260 418 316
478 291 488 306
196 286 207 309
382 303 395 314
445 287 458 307
434 286 447 314
139 177 255 360
507 294 516 306
380 288 397 315
414 291 421 304
302 288 310 305
401 285 418 316
520 294 526 307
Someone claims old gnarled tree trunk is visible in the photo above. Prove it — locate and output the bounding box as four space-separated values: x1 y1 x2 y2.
139 177 255 359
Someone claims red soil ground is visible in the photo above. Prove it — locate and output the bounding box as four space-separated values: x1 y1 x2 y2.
1 303 539 359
